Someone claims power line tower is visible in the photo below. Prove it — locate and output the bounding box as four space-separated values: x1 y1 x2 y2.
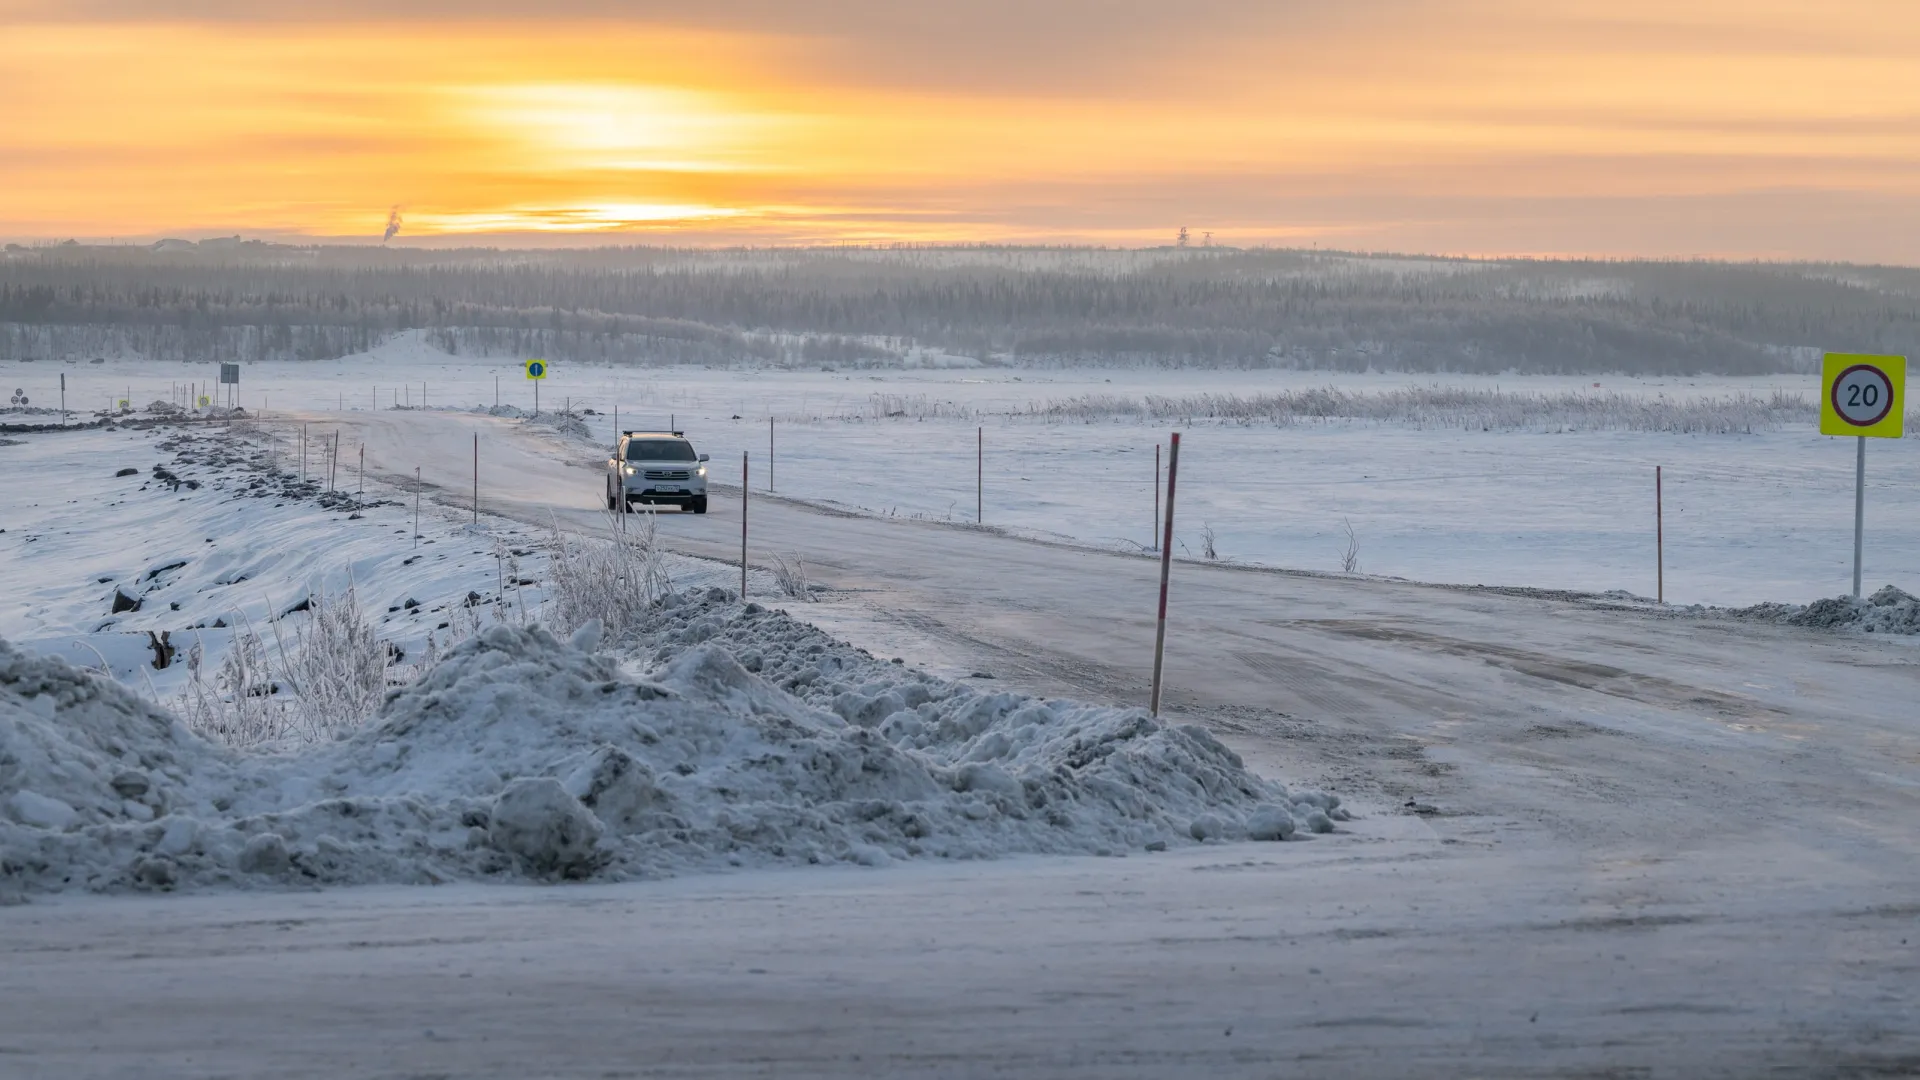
1176 226 1189 248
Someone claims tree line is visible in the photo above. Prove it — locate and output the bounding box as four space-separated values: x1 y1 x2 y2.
2 243 1916 373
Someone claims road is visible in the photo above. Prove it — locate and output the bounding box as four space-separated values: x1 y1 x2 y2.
5 408 1918 1078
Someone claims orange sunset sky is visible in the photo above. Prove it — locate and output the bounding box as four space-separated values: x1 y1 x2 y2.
3 0 1918 260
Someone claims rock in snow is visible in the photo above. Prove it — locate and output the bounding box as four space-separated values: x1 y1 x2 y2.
0 592 1352 896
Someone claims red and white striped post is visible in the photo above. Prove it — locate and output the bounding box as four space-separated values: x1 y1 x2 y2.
1149 432 1182 716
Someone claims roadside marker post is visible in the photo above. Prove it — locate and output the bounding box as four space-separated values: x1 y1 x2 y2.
1655 466 1664 604
769 416 775 492
741 452 749 599
1819 353 1906 598
358 444 364 494
330 432 339 492
301 424 308 481
525 358 547 415
473 433 479 524
977 427 983 523
1155 442 1162 550
1149 432 1182 717
413 467 421 548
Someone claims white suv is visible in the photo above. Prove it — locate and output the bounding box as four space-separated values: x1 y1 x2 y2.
607 431 709 513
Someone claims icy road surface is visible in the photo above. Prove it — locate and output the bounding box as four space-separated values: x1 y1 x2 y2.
5 407 1919 1078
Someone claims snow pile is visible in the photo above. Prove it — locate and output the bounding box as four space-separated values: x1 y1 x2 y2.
469 403 591 440
1728 585 1920 635
1 592 1345 896
526 411 592 440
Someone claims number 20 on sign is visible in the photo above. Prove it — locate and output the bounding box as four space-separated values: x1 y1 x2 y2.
1821 353 1904 438
1821 352 1905 600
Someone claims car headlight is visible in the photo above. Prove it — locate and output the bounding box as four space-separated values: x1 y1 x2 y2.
622 465 636 475
697 465 706 476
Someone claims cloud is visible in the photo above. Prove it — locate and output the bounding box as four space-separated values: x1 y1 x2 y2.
3 2 1919 259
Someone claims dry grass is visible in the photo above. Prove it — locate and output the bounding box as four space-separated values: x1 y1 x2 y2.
544 509 675 639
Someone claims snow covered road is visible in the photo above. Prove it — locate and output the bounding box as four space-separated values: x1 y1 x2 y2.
7 407 1920 1077
340 408 1920 843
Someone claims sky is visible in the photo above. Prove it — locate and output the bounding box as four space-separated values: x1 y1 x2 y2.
3 0 1918 261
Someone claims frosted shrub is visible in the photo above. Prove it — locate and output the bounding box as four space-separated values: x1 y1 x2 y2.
1024 387 1815 434
271 585 390 741
178 621 290 747
545 510 674 640
771 553 815 601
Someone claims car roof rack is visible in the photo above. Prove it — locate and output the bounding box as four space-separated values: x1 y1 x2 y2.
621 430 685 438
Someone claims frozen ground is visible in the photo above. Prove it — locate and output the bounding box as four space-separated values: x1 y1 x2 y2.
6 373 1920 1075
0 418 738 699
8 337 1915 605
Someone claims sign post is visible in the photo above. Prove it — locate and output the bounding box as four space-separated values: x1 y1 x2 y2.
1820 353 1906 598
524 358 547 415
1149 432 1182 716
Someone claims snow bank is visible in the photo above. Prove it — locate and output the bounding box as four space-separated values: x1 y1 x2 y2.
1728 585 1920 635
468 403 592 440
1 591 1345 897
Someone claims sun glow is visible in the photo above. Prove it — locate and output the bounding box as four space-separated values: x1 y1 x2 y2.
2 2 1918 257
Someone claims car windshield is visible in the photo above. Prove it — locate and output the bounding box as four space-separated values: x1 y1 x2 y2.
626 439 697 462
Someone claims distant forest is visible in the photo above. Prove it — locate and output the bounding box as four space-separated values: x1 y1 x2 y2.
3 243 1917 374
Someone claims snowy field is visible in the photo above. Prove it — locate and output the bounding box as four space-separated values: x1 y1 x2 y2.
9 335 1916 606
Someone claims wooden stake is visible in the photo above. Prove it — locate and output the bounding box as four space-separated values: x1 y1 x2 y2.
1655 465 1664 604
473 432 479 524
1155 442 1162 550
1149 432 1182 716
977 426 983 523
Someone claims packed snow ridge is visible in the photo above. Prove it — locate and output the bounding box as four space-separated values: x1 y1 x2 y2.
1728 585 1920 635
1 590 1346 898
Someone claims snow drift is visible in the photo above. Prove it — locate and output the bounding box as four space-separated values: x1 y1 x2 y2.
1729 585 1920 635
1 590 1344 897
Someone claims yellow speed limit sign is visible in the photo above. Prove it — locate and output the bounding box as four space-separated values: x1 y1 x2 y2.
1821 353 1904 438
524 358 548 380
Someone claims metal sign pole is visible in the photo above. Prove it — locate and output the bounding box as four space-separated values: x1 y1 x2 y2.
1853 435 1866 599
741 452 749 599
1149 432 1182 716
